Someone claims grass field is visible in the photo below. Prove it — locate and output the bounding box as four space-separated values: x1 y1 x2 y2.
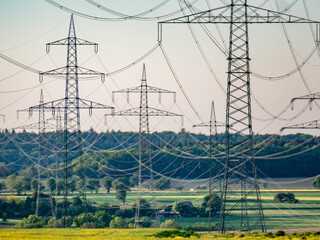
1 187 320 232
91 189 320 230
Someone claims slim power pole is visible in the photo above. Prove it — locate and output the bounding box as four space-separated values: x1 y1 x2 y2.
159 0 320 232
193 101 225 231
23 15 114 226
106 63 182 228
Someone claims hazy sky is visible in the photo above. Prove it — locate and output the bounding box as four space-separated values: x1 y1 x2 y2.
0 0 320 135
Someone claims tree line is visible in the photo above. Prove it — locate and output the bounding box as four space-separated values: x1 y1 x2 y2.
0 130 319 179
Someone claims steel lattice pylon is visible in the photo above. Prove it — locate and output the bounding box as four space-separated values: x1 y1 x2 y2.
21 15 114 226
36 90 45 217
159 0 320 232
36 90 47 217
17 90 56 218
106 64 182 228
193 101 225 231
222 1 261 232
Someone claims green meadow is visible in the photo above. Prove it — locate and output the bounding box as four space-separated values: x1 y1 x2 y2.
2 188 320 231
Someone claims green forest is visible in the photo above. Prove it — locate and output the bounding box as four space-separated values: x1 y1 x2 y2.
0 129 319 179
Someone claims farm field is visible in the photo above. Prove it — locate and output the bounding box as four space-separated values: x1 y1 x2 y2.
1 187 320 231
1 228 320 240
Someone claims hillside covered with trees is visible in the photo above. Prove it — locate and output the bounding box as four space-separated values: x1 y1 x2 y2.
0 129 319 179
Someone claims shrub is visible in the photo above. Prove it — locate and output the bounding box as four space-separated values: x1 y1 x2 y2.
73 213 94 228
137 216 152 228
125 217 135 228
151 230 200 238
2 212 7 222
185 222 208 231
93 210 111 228
46 218 59 228
275 230 286 236
264 232 273 238
58 216 73 228
160 219 181 229
109 216 127 228
15 214 45 228
274 192 299 203
72 211 111 228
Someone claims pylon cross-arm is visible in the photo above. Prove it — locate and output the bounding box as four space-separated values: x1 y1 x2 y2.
281 119 320 131
18 97 114 117
159 5 320 24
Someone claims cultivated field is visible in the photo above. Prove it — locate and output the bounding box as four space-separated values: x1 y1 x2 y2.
1 189 320 230
1 228 320 240
1 178 320 239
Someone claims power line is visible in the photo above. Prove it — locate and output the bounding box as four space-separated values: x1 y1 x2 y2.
45 0 200 22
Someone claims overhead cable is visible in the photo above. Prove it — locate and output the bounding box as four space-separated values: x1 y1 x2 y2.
159 43 204 122
45 0 199 22
85 0 187 20
0 53 40 74
274 0 320 111
104 43 160 77
252 42 320 81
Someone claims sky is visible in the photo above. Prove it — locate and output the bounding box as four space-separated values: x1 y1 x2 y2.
0 0 320 135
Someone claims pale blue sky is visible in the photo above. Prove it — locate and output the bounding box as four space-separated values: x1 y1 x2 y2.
0 0 319 135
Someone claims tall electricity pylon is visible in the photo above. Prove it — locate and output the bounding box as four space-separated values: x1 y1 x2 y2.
24 15 114 225
105 64 182 228
193 101 224 231
17 90 56 218
159 0 320 232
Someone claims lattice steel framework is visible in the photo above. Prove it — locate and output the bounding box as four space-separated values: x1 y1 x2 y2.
282 89 320 131
22 15 113 225
193 101 225 231
159 0 320 232
17 90 56 218
36 90 45 217
106 64 182 228
281 119 320 131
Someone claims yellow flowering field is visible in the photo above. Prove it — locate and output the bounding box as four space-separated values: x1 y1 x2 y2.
0 229 319 240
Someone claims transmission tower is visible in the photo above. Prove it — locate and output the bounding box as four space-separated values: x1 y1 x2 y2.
193 101 225 231
23 14 114 225
159 0 320 232
105 63 182 228
17 90 55 218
